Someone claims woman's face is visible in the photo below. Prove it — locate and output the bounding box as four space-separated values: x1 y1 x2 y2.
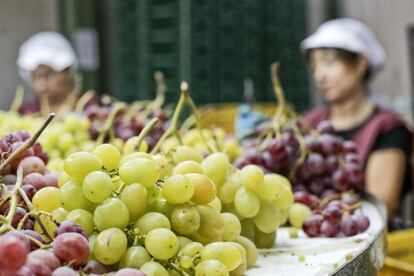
308 49 367 104
31 65 71 101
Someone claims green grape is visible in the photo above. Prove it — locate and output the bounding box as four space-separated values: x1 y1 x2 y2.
135 212 171 234
234 187 260 218
234 236 258 268
93 143 121 171
119 245 151 269
271 185 294 209
254 227 276 249
60 181 93 211
194 205 224 242
75 131 90 143
179 242 204 262
120 152 153 166
147 198 173 218
66 209 95 236
173 160 204 175
111 175 123 191
146 185 161 203
288 203 312 228
32 187 62 212
277 208 289 226
201 152 231 187
64 151 103 181
64 113 80 132
93 228 127 265
58 132 75 152
257 173 292 201
177 236 193 249
180 255 193 269
253 201 279 233
240 165 264 190
88 234 97 260
208 197 222 213
229 259 247 276
51 207 69 224
123 136 148 155
119 158 160 187
221 204 244 221
94 198 129 231
140 261 169 276
58 171 71 188
195 259 229 276
173 145 203 163
187 173 216 204
170 205 200 235
120 183 148 221
153 154 173 179
145 228 179 260
201 242 241 271
218 172 241 204
82 171 113 203
228 242 247 263
221 213 241 241
34 214 57 238
162 175 194 204
240 219 255 241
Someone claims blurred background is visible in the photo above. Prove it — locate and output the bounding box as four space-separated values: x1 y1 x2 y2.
1 0 413 124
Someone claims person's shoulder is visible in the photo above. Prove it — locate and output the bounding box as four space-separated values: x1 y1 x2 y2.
19 99 40 115
301 106 329 128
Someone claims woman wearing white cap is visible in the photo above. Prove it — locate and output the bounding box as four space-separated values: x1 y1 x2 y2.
301 18 412 226
17 32 93 114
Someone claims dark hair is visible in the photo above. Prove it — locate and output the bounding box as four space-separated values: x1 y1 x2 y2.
306 48 372 82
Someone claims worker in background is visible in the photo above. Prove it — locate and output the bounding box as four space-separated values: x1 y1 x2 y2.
17 32 91 115
301 18 413 228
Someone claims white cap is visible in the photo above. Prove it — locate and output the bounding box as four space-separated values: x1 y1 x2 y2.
17 32 78 73
301 18 386 75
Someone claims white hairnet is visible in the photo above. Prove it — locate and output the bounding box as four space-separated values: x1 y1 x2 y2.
301 18 386 74
17 32 78 75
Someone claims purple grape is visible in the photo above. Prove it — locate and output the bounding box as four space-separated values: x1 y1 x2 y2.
344 153 361 165
262 151 283 173
305 135 322 153
321 189 337 200
28 249 61 271
343 141 358 154
341 216 359 236
294 191 319 209
266 139 287 160
319 134 343 156
5 207 28 228
52 266 78 276
317 120 335 135
56 221 88 239
306 153 325 175
308 178 326 195
325 155 339 173
322 206 342 225
332 170 350 192
22 230 46 251
303 215 323 237
83 260 109 274
343 163 363 186
21 184 37 201
354 214 370 232
321 220 341 237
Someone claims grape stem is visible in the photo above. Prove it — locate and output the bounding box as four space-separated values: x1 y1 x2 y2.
0 168 23 233
0 113 55 174
143 71 167 117
150 85 188 154
319 193 342 209
9 85 24 113
18 185 54 241
0 215 7 223
183 86 214 153
75 89 95 112
166 261 191 276
288 122 308 179
96 102 127 144
16 211 31 230
134 117 159 151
